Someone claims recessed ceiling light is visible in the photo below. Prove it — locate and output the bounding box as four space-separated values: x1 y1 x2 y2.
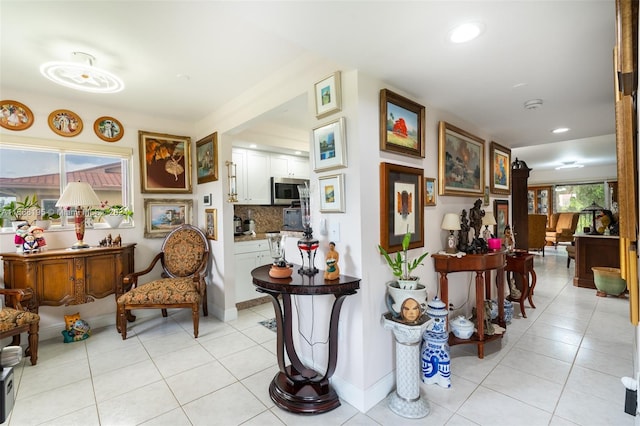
295 151 302 155
524 99 543 110
40 52 124 94
552 127 570 134
249 144 257 148
555 161 584 170
449 23 483 43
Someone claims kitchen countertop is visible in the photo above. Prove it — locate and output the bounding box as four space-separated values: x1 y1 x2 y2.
234 231 304 242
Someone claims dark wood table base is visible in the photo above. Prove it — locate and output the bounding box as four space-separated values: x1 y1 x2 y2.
269 367 340 415
506 251 536 318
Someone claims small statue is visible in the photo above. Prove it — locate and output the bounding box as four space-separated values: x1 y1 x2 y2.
503 225 514 252
324 241 340 280
22 234 39 253
471 301 495 336
98 237 108 247
30 226 46 250
457 210 470 252
106 233 113 247
469 199 485 240
113 234 122 247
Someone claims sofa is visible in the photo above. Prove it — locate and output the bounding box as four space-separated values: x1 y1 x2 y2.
528 214 548 256
545 212 580 247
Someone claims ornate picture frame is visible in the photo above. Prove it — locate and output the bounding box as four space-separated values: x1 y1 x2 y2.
93 116 124 142
489 141 511 195
196 132 218 184
312 117 347 172
380 162 424 253
143 198 193 238
314 71 342 119
494 199 509 238
205 208 217 240
379 89 425 158
438 121 485 197
48 109 83 137
424 177 436 206
139 130 192 193
318 173 345 213
0 100 34 131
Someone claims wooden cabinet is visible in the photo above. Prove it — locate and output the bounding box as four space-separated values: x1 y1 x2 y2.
1 244 135 308
234 239 270 303
573 234 620 289
232 148 271 205
511 159 531 250
528 185 553 223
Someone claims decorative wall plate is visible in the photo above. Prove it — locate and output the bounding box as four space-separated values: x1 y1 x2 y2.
0 100 34 131
94 116 124 142
48 109 83 137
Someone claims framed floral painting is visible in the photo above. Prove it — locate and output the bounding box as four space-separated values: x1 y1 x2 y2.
139 130 192 193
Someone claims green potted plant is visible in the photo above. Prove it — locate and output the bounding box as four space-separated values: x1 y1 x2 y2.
2 195 41 229
378 230 429 289
36 211 61 230
94 201 133 228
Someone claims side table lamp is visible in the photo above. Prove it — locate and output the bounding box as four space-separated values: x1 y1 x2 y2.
55 181 101 249
481 212 497 241
441 213 461 254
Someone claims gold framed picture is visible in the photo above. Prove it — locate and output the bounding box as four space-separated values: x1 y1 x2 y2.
489 141 511 195
196 132 218 184
380 89 425 158
424 177 436 206
205 208 217 240
438 121 485 197
0 100 34 131
94 116 124 142
48 109 83 137
139 130 192 193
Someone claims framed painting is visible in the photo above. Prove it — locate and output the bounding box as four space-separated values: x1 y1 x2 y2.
48 109 83 137
490 141 511 195
438 121 485 196
484 186 490 206
139 130 192 193
196 132 218 184
424 177 436 206
318 173 345 213
379 89 425 158
314 71 341 119
93 116 124 142
494 199 509 239
143 198 193 238
205 208 217 240
379 162 424 253
312 117 347 172
0 100 34 131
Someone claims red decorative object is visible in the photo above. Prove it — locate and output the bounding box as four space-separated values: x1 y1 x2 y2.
392 118 408 137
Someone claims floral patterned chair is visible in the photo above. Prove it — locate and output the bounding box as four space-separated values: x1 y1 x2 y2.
0 287 39 365
116 225 209 340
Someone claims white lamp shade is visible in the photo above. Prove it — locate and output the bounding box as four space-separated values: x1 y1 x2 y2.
441 213 461 231
482 212 497 226
55 182 101 207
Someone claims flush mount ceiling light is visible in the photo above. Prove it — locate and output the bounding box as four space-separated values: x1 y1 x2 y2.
524 99 543 110
552 127 570 134
449 23 483 43
555 161 584 170
40 52 124 94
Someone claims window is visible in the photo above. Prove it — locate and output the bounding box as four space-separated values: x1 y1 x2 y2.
554 182 607 231
0 135 132 230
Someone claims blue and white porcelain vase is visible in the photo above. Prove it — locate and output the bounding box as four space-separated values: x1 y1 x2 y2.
421 330 451 388
425 297 448 333
504 299 514 324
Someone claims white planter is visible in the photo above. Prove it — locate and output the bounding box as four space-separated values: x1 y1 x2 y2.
103 215 124 228
35 220 51 230
386 281 428 323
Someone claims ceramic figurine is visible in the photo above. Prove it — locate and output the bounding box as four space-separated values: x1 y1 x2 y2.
503 225 514 252
421 330 451 388
324 241 340 280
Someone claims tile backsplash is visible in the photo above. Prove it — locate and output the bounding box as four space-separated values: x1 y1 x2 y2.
233 205 283 233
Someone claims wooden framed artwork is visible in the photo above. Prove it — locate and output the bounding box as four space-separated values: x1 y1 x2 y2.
494 199 509 239
438 121 485 196
379 162 424 253
93 116 124 142
318 173 345 213
489 141 511 195
48 109 83 137
379 89 425 158
314 71 342 119
139 130 192 193
424 177 436 206
312 117 347 172
143 198 193 238
0 100 34 131
196 132 218 184
205 208 217 240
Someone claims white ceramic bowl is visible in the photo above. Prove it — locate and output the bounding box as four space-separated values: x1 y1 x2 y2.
450 316 474 339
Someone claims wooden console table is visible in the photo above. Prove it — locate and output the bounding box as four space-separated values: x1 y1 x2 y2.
1 244 136 309
505 251 537 318
573 234 620 289
251 264 360 415
432 251 506 359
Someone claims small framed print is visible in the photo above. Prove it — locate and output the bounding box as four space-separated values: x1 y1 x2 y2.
0 100 34 131
205 208 217 240
48 109 83 137
484 186 490 206
380 89 425 158
319 173 345 213
203 193 212 206
94 116 124 142
314 71 342 119
312 117 347 172
424 177 436 206
196 132 218 184
494 199 509 238
489 141 511 195
143 198 193 238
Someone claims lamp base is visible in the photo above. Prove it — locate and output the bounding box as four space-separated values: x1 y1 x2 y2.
71 241 90 249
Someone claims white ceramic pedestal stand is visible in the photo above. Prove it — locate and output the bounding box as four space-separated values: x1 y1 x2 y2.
383 313 430 419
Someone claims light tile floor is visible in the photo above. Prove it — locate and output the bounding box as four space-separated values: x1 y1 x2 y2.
2 249 636 425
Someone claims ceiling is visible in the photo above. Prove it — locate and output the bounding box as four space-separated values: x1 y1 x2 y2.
0 1 618 172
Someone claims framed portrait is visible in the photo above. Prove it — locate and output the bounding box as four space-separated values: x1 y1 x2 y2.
424 177 436 206
319 173 345 213
379 89 425 158
139 130 192 193
314 71 342 119
48 109 83 137
489 141 511 195
196 132 218 184
312 117 347 172
0 100 34 131
143 198 193 238
93 116 124 142
494 199 509 238
379 162 424 253
205 208 217 240
438 121 485 197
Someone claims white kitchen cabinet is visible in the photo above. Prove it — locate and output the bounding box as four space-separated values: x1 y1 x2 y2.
232 148 271 204
270 154 309 179
234 239 271 303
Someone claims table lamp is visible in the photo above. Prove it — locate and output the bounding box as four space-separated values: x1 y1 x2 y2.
581 202 604 235
441 213 461 254
297 183 319 275
481 212 497 240
56 181 101 249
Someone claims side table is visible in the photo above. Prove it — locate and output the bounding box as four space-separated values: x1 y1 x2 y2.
505 251 536 318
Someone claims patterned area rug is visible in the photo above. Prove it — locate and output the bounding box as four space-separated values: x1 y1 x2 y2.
259 318 277 332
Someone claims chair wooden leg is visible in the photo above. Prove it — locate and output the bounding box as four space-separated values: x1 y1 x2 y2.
27 321 38 365
202 286 208 317
10 335 20 347
192 305 199 338
117 304 128 340
161 309 168 317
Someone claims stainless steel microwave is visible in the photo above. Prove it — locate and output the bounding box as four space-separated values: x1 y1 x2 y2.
271 177 309 205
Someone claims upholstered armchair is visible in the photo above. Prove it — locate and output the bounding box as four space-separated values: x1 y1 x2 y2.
0 287 39 365
545 213 579 247
116 225 209 340
528 214 548 256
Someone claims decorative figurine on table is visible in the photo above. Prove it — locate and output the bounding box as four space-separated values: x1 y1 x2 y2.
324 241 340 280
30 226 46 250
469 199 485 240
266 232 292 279
503 225 515 252
14 222 30 251
457 210 470 252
